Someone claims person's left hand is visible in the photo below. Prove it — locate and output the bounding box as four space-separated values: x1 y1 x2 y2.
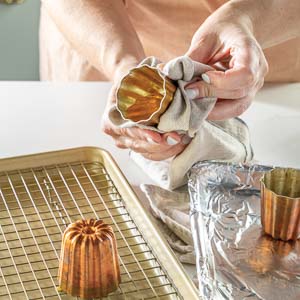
184 1 269 120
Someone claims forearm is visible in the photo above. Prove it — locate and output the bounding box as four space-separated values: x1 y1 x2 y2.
230 0 300 48
42 0 145 81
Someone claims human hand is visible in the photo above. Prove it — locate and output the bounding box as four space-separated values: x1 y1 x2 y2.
185 1 268 120
101 83 190 161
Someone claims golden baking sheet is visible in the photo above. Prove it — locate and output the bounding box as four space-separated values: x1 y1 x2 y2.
0 147 198 300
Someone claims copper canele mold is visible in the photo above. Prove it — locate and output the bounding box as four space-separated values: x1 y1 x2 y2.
261 168 300 241
116 65 176 126
58 219 120 299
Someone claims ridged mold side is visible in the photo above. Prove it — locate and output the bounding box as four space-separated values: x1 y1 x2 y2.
58 219 120 299
261 168 300 241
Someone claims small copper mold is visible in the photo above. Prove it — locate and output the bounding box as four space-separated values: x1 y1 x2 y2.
261 168 300 241
58 219 121 299
116 65 176 126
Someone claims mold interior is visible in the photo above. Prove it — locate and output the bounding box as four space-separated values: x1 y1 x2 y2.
263 168 300 198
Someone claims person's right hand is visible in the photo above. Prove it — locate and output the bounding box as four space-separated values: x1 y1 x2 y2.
101 83 190 161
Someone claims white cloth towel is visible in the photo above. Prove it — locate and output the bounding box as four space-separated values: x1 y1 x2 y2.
141 184 196 265
110 56 253 190
109 56 254 269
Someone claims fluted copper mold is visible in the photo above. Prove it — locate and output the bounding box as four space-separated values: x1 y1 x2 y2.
116 65 176 126
261 168 300 241
58 219 121 299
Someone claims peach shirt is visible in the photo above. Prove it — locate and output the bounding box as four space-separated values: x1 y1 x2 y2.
39 0 300 82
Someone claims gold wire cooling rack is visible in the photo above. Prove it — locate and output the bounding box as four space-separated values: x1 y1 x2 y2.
0 147 198 300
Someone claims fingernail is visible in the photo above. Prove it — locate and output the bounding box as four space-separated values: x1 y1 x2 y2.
202 73 210 84
166 136 179 145
182 135 192 145
185 88 198 100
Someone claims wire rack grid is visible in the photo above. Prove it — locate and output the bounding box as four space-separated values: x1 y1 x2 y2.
0 161 182 300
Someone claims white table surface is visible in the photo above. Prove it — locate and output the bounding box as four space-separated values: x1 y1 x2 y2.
0 82 153 188
1 81 299 171
0 81 300 280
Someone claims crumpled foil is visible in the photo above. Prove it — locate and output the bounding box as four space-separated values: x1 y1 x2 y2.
188 162 300 300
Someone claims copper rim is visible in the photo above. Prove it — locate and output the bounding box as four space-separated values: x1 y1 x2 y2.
261 168 300 241
116 65 176 125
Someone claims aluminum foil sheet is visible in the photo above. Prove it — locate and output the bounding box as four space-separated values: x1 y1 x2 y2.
188 162 300 300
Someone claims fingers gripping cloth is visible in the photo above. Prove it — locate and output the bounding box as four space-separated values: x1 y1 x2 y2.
109 56 253 190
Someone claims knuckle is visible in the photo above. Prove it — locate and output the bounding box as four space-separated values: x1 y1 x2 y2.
244 69 256 86
119 127 128 136
130 139 139 149
263 60 269 76
102 124 113 136
203 84 214 97
135 143 143 152
115 140 127 149
193 82 214 98
129 139 144 153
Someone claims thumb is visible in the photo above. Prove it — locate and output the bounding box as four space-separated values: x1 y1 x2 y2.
185 44 210 64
